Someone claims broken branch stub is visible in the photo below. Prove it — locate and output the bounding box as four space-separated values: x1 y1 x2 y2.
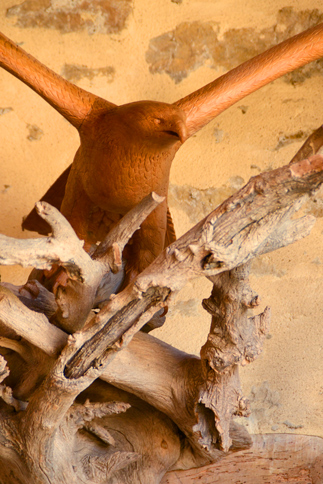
92 192 165 272
0 201 101 284
136 155 323 293
0 285 67 356
198 263 270 451
0 193 165 334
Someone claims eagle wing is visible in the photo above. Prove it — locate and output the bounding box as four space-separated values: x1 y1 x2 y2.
175 23 323 137
22 165 71 235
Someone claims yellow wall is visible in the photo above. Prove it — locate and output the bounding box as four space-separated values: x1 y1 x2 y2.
0 0 323 437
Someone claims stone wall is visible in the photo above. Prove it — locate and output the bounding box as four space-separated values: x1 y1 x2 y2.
0 0 322 438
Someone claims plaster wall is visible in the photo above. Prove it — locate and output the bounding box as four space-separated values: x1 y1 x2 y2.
0 0 322 438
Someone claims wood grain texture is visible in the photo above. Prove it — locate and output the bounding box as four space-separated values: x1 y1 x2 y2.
0 23 323 481
162 434 323 483
0 150 323 482
1 342 321 482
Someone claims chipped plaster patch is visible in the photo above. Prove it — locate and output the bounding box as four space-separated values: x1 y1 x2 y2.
61 64 115 83
146 7 323 83
27 124 44 141
235 381 281 434
1 185 11 194
168 298 199 317
304 184 323 218
0 107 13 116
168 182 244 224
146 21 217 83
251 256 286 278
274 130 309 151
7 0 132 35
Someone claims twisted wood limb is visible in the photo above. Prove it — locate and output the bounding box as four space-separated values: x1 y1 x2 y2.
0 285 67 356
64 155 322 381
0 193 162 333
0 154 323 482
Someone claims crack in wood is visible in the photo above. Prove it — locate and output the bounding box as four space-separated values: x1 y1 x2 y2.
65 286 171 379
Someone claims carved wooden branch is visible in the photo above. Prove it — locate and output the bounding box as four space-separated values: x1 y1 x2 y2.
0 285 67 356
0 201 97 280
1 152 323 482
1 156 321 382
100 330 252 460
0 193 163 333
63 155 322 381
0 334 187 483
198 263 269 451
92 192 165 272
0 14 323 479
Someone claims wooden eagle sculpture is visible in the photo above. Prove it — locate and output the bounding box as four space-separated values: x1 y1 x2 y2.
1 23 323 285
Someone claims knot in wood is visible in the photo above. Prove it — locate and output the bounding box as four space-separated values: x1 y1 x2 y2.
236 396 250 417
202 253 224 271
253 177 267 194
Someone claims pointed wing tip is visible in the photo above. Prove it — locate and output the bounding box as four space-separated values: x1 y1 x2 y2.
22 209 51 236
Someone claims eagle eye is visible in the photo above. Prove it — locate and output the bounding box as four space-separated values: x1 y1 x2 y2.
164 130 180 138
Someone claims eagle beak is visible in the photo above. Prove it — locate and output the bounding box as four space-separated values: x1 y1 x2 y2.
169 119 187 143
178 122 188 143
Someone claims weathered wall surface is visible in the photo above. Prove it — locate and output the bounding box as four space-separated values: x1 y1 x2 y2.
0 0 323 438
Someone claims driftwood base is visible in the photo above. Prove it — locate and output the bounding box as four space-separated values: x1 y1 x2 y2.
162 433 323 483
1 153 323 483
